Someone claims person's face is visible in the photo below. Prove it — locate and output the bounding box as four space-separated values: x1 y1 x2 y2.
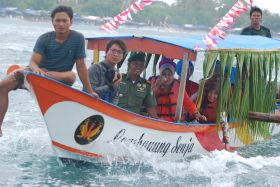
250 11 262 25
161 69 174 86
128 61 145 77
207 90 218 103
52 12 72 34
106 44 124 65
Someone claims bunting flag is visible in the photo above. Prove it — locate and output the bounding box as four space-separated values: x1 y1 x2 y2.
201 0 253 49
100 0 153 32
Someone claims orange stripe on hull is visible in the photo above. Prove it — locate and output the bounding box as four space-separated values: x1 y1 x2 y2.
52 141 103 158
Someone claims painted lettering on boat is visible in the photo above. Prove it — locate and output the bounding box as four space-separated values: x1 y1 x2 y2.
113 129 194 157
170 136 194 157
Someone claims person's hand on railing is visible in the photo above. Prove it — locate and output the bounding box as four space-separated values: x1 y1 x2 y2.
193 112 207 122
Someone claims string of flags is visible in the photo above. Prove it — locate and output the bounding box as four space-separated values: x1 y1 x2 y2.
100 0 254 49
100 0 153 32
199 0 253 49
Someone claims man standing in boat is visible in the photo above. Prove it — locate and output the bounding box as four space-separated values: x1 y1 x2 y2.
85 39 126 104
117 52 158 118
0 5 97 137
240 6 271 37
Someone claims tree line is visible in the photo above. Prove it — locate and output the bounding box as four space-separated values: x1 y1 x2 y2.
1 0 280 33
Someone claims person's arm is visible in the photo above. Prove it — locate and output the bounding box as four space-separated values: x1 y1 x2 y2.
29 52 46 75
144 84 159 118
183 91 207 121
147 106 159 118
88 64 112 97
193 111 207 121
109 73 122 105
151 76 163 92
76 59 98 97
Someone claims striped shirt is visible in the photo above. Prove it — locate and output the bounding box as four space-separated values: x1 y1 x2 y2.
33 30 86 72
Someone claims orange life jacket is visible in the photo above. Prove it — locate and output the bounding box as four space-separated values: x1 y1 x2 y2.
200 101 218 123
151 78 198 122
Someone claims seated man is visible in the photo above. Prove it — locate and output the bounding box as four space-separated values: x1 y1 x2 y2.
0 5 97 137
117 52 158 118
84 39 126 104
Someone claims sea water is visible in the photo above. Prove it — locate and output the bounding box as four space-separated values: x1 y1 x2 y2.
0 18 280 187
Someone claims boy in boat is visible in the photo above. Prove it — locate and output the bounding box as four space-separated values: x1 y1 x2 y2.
0 5 97 137
117 52 158 118
150 57 206 122
84 39 126 104
241 6 271 38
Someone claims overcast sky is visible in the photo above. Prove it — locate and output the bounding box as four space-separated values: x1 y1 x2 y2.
161 0 280 14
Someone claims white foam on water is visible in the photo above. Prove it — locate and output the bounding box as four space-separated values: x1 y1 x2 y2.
97 142 280 186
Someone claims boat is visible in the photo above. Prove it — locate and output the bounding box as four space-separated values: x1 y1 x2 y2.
21 35 280 162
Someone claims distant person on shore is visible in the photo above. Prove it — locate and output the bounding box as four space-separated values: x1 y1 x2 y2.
0 5 98 137
240 6 271 38
117 52 158 118
84 39 126 104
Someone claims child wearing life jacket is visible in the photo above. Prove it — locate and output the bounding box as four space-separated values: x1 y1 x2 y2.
150 57 207 122
199 82 220 123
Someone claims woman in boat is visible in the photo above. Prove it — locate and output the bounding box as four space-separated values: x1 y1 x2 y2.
199 82 220 123
84 39 126 104
150 57 206 122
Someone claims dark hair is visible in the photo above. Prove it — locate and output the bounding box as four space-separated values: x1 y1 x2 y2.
106 39 127 56
250 6 262 16
206 82 220 94
51 5 73 20
201 82 220 110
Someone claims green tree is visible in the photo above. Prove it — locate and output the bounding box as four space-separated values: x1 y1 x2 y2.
80 0 124 17
0 0 26 7
263 11 280 35
133 1 171 26
171 0 218 26
0 0 56 10
25 0 56 10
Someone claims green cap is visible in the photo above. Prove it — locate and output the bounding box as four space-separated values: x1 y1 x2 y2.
128 52 146 62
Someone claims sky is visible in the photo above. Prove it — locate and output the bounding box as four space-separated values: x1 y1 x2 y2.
162 0 280 14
